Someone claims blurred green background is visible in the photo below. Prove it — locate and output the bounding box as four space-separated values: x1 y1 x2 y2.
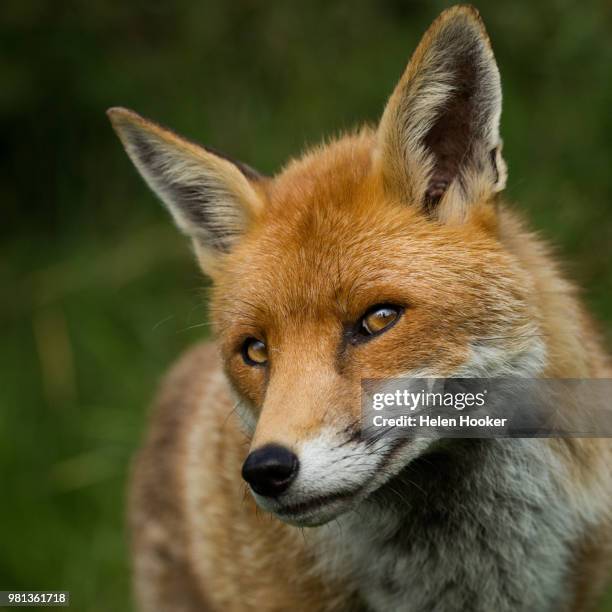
2 0 611 610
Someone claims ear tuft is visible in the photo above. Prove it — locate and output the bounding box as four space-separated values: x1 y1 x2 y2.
107 108 264 271
378 5 506 223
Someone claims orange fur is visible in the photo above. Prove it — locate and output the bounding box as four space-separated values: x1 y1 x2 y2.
110 5 612 611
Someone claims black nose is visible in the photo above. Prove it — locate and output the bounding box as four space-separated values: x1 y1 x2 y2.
241 444 299 497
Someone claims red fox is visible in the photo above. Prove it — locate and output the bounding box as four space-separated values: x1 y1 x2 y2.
109 5 612 611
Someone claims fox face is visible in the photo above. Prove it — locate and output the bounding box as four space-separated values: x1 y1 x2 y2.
110 6 546 526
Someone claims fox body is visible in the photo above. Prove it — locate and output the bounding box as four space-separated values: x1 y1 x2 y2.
110 6 612 611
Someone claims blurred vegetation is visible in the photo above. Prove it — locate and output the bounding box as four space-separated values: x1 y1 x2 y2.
1 0 611 610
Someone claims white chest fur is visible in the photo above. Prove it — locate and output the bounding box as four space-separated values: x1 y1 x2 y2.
312 439 579 612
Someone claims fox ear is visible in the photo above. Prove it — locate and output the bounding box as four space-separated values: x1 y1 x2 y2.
377 5 506 223
107 107 264 273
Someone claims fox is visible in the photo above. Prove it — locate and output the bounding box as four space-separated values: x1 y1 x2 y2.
108 5 612 612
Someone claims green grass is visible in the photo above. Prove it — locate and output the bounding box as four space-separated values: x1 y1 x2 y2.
1 0 611 609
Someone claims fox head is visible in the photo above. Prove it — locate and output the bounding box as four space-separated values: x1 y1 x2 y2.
110 6 545 526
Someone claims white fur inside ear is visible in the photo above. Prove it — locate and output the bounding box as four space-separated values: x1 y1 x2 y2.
377 7 506 218
493 144 508 192
109 109 262 264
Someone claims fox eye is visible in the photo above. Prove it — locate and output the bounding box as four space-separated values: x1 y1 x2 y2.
242 338 268 366
360 304 402 337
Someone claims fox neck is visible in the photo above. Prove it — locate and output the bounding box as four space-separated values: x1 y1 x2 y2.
313 438 577 612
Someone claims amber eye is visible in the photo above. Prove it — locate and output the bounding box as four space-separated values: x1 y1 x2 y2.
242 338 268 366
361 304 402 336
